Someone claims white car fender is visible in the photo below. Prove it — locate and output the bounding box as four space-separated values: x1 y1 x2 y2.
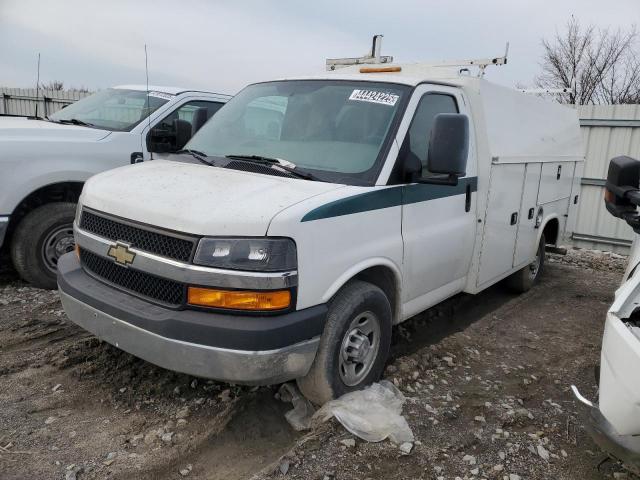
320 256 403 313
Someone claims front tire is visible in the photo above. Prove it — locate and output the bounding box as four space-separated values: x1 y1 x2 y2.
10 202 77 289
506 234 545 293
297 280 392 405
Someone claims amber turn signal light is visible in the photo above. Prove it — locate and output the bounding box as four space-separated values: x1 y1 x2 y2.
604 189 615 203
75 244 80 259
187 287 291 311
360 66 402 73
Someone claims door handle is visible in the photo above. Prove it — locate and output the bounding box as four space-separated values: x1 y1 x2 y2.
528 208 535 220
557 165 562 180
510 212 518 225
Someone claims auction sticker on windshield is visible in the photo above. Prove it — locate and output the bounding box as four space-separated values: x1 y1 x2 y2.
348 89 399 106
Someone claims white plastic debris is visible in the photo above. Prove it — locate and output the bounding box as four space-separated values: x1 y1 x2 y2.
315 380 414 444
277 383 316 431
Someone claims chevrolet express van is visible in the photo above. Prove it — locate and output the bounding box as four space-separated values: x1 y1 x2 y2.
57 60 583 404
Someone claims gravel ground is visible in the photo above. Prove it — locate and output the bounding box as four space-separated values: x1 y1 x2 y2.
0 249 635 480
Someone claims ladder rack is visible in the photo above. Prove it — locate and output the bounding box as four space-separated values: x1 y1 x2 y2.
326 36 510 77
326 35 392 71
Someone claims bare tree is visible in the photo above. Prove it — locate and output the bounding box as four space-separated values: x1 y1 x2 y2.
40 80 65 91
536 17 640 104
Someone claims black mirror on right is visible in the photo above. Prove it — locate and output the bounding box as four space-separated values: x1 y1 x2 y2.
403 113 470 186
605 155 640 220
425 113 469 184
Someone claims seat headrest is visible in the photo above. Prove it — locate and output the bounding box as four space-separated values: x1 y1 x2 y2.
192 108 209 135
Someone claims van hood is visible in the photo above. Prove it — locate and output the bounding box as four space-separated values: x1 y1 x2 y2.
81 160 344 236
0 116 111 143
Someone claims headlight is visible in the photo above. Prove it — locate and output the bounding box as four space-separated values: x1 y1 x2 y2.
193 237 297 272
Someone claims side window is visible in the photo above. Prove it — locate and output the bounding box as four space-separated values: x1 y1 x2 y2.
406 93 458 176
147 100 224 153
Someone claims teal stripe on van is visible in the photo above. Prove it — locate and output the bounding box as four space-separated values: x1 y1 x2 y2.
301 176 478 222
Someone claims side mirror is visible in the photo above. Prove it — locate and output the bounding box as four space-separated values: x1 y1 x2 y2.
427 113 469 179
403 113 470 186
605 156 640 219
148 119 193 153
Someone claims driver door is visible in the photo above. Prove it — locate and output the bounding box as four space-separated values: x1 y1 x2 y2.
399 85 477 318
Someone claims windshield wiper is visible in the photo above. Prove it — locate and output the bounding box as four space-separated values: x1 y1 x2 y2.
175 149 215 166
225 154 321 181
54 118 96 127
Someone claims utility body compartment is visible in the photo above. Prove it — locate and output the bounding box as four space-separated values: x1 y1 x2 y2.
467 80 583 291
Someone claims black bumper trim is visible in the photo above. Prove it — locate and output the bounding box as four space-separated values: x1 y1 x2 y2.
57 253 327 351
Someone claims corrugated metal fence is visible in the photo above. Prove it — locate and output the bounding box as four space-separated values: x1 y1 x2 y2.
0 87 91 117
573 104 640 253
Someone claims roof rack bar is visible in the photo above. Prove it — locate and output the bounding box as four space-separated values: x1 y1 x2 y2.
428 42 509 77
326 35 393 71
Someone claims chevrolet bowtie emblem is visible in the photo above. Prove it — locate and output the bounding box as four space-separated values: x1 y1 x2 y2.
107 242 136 266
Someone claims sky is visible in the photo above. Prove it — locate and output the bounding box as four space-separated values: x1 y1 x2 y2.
0 0 638 95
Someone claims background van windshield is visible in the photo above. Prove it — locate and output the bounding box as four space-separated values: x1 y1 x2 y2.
49 88 169 131
186 81 408 184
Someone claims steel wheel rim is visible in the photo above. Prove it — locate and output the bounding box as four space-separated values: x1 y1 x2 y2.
339 311 381 387
41 224 75 273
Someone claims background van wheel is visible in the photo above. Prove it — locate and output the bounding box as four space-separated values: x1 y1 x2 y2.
10 202 77 290
297 280 392 405
506 234 545 293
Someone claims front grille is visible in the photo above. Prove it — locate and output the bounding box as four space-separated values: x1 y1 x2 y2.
80 249 185 306
80 210 195 262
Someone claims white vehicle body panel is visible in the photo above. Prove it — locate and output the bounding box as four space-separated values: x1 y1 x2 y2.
514 163 543 267
268 191 403 314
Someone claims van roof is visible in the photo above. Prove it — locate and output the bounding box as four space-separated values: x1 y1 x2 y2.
113 85 232 98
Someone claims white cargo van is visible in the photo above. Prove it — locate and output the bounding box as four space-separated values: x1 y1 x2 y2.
57 46 584 404
573 156 640 470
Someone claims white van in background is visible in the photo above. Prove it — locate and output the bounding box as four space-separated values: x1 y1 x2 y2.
0 86 230 288
57 42 584 404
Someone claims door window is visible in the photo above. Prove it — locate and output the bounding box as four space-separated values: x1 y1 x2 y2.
405 93 459 177
147 101 224 153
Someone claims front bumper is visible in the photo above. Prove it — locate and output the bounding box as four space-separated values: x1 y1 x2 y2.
57 253 326 385
572 386 640 468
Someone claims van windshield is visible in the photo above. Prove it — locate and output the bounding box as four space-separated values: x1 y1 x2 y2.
49 88 169 131
186 80 409 184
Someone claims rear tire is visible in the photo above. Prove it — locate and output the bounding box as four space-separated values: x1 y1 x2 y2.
10 202 77 290
506 234 545 293
297 280 392 405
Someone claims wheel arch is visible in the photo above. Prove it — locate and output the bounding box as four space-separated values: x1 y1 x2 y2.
5 181 83 248
539 215 560 247
321 259 402 323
